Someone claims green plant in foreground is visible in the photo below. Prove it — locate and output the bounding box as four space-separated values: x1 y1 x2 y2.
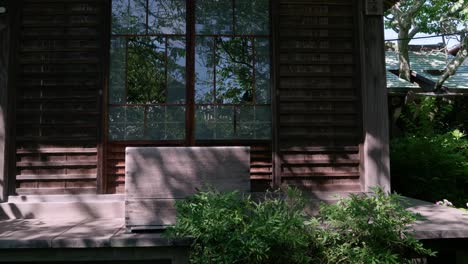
166 187 435 264
312 187 435 264
165 188 312 264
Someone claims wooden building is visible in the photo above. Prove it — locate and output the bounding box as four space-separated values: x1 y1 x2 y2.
0 0 391 202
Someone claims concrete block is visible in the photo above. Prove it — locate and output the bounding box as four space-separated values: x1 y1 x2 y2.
125 147 250 229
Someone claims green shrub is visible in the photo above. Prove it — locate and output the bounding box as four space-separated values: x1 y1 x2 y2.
312 188 435 264
398 96 455 136
390 131 468 207
165 188 313 264
166 187 435 264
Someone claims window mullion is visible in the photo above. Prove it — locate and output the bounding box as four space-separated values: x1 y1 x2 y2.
185 0 196 145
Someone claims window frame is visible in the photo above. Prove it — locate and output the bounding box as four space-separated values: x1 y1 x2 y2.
107 0 273 145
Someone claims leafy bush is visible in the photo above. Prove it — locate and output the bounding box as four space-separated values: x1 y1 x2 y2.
390 130 468 207
398 96 455 135
312 188 435 264
166 187 435 264
165 188 313 264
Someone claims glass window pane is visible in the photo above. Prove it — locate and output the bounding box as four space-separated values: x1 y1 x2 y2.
108 106 126 140
216 37 254 104
165 106 186 140
127 37 166 104
195 0 233 34
167 38 186 103
147 105 185 140
112 0 147 34
195 106 234 139
195 37 215 103
236 105 270 139
195 106 214 139
148 0 186 34
255 38 270 103
109 106 145 140
146 106 165 140
235 0 269 35
109 37 126 104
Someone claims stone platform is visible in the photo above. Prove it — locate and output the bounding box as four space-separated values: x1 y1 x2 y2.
0 196 467 263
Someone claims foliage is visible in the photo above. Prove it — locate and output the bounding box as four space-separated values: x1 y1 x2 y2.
391 131 468 207
398 96 455 135
391 96 468 207
385 0 467 88
165 188 313 264
167 187 435 264
312 188 435 264
127 37 166 104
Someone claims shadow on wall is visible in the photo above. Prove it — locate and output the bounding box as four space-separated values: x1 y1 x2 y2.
125 147 251 226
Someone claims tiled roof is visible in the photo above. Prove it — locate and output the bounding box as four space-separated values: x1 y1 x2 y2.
386 71 419 89
386 51 468 90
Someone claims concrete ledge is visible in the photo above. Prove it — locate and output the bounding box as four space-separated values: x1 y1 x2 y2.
404 198 468 240
7 194 125 203
0 218 192 249
0 195 125 220
0 247 188 263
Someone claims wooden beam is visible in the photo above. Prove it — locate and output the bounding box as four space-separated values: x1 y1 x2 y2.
358 1 391 192
0 0 9 201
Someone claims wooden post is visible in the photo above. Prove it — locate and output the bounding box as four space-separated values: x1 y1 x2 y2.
0 0 10 201
359 0 391 192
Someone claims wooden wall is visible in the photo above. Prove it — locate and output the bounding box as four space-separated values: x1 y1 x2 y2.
13 0 105 195
274 0 363 192
7 0 369 196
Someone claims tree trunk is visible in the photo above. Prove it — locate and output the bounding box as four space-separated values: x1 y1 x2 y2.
434 36 467 91
398 31 411 81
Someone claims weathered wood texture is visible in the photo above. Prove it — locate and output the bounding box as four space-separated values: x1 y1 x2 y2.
276 0 363 192
13 0 105 195
125 147 250 227
359 10 390 191
0 0 10 201
106 142 272 193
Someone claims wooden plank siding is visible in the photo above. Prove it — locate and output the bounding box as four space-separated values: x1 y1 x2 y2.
7 0 368 196
13 0 106 195
275 0 363 192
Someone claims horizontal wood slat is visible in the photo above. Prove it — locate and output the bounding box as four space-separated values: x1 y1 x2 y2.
276 0 362 191
14 0 104 195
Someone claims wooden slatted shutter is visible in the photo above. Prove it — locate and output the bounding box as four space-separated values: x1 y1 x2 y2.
276 0 363 192
14 0 106 195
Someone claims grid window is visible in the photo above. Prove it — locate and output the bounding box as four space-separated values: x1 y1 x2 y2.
109 0 270 141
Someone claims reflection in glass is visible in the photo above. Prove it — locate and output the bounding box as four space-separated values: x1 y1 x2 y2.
127 37 165 104
109 106 185 140
148 0 186 34
255 38 270 103
167 38 186 103
109 37 126 104
108 106 145 140
236 105 271 139
112 0 147 34
195 105 270 140
195 0 233 34
235 0 269 35
215 37 254 104
195 106 234 139
195 37 215 103
147 106 185 140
